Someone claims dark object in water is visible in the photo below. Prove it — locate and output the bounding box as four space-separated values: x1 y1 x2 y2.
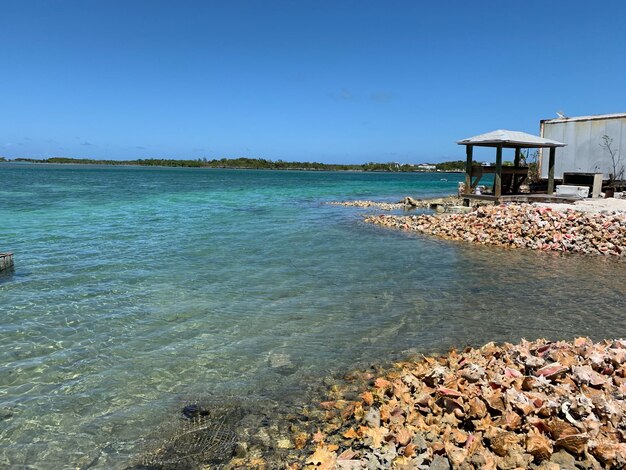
181 404 210 420
0 252 13 272
134 399 242 469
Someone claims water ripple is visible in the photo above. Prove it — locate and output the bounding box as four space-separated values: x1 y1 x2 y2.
1 164 625 468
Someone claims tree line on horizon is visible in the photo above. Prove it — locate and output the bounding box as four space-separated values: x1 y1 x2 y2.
4 156 470 172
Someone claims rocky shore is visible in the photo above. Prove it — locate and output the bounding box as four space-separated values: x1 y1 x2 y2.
365 204 626 257
329 200 408 210
220 338 626 470
292 338 626 470
329 197 464 211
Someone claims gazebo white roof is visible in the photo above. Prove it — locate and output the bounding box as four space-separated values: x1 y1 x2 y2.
457 129 566 148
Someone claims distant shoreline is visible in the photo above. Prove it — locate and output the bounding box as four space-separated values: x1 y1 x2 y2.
0 158 465 173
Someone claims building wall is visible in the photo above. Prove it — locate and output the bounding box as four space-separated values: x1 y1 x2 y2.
540 115 626 179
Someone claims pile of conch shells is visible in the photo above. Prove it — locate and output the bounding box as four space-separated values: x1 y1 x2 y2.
301 338 626 469
329 200 408 210
364 204 626 256
329 196 464 211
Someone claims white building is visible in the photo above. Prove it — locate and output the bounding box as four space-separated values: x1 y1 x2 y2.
539 113 626 180
415 163 436 171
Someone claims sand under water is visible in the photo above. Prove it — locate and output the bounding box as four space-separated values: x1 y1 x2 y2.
1 165 625 468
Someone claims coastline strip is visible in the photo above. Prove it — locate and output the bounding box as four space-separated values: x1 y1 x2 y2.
364 204 626 257
329 196 464 211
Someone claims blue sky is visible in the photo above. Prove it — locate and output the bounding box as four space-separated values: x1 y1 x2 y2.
1 1 625 164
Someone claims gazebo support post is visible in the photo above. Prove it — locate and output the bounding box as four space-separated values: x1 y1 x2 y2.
513 148 521 193
547 147 556 195
494 144 503 198
464 145 473 195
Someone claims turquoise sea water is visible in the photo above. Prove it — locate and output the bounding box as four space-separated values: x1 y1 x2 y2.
1 164 625 468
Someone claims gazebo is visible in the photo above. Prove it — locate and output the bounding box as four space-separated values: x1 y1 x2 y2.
457 130 567 199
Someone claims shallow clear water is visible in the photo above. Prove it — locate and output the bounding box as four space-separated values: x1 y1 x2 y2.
1 164 625 468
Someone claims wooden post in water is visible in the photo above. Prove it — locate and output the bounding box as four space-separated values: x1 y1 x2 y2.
0 252 14 271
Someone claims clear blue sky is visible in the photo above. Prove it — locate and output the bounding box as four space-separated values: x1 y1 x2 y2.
1 1 625 164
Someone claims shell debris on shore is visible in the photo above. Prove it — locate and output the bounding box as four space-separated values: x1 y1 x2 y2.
365 204 626 257
295 338 626 470
329 200 408 210
329 197 464 211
